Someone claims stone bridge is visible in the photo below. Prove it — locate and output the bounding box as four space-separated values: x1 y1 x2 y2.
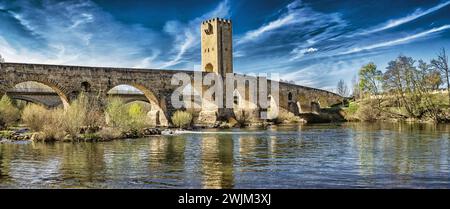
6 89 149 108
0 18 343 126
0 62 342 126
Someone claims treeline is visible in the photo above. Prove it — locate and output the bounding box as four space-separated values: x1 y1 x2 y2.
344 49 450 122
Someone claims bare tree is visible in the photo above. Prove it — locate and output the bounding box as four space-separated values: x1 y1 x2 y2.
431 48 450 104
351 75 360 99
0 54 5 63
336 79 349 97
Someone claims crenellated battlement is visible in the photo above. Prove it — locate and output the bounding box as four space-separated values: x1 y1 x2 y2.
201 17 232 25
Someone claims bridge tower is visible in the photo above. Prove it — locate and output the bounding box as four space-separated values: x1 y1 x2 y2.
197 18 234 125
201 18 233 76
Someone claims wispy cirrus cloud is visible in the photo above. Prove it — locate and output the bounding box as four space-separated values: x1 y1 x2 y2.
234 0 347 65
340 25 450 55
0 0 164 68
237 13 296 45
352 0 450 36
160 0 230 69
237 0 346 46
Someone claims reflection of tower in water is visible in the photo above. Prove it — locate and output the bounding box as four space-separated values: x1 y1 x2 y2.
201 135 234 189
148 137 186 173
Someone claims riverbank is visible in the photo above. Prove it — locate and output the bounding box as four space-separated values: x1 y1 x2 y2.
341 99 450 124
0 127 177 143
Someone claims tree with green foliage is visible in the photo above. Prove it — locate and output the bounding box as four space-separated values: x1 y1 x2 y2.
357 63 384 117
358 62 383 96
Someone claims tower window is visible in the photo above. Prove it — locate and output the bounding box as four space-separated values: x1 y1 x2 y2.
205 63 214 72
288 92 293 102
204 23 213 35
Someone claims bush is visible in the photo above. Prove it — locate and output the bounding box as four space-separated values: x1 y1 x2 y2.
355 101 378 122
97 127 122 140
21 104 50 131
343 102 360 121
0 95 20 128
171 110 192 128
64 94 87 136
41 108 66 141
22 93 104 141
105 98 129 130
127 102 149 129
106 98 150 131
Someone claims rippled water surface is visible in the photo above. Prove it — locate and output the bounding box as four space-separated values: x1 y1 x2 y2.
1 123 449 188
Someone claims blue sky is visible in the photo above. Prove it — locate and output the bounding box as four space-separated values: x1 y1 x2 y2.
1 0 450 91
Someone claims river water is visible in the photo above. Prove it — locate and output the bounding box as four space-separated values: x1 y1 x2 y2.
0 123 449 188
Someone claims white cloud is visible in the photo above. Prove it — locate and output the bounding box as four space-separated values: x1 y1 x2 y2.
235 0 346 63
237 14 296 44
340 25 450 55
290 47 318 60
355 1 450 36
160 0 231 68
0 0 162 68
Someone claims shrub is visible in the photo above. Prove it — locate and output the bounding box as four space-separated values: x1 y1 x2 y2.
97 127 122 140
64 94 88 136
355 101 378 122
22 93 103 141
21 104 50 131
106 98 132 131
106 99 150 131
127 102 148 129
41 108 66 141
171 110 192 128
343 102 360 121
0 95 20 128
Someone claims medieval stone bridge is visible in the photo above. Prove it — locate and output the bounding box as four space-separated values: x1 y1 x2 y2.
0 18 343 126
6 89 149 108
0 62 342 126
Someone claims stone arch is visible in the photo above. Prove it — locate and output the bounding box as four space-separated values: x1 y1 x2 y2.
81 81 91 92
122 98 150 104
8 79 70 109
8 95 62 108
106 83 168 127
311 101 320 113
266 94 279 119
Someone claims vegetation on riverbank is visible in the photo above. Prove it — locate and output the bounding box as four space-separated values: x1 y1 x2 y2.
341 50 450 123
0 93 168 142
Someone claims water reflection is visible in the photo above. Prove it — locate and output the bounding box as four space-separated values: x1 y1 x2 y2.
201 135 234 189
348 122 450 187
0 122 449 188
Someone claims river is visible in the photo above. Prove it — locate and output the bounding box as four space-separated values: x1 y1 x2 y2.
0 122 449 188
